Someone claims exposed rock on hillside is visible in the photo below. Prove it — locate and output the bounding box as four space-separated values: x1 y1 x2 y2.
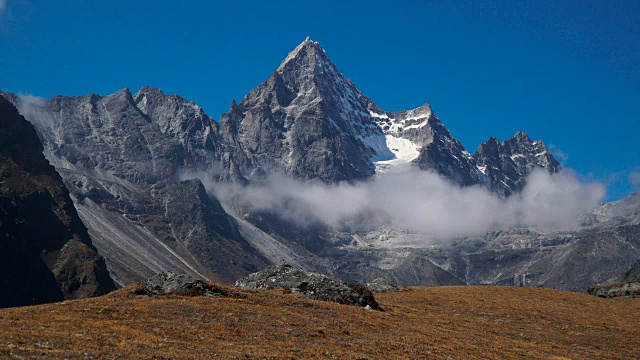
235 265 381 309
588 281 640 298
129 272 238 298
0 96 115 308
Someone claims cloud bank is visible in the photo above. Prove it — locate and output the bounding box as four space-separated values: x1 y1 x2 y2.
183 166 606 240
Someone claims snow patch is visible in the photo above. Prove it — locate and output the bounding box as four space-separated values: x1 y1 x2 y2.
402 118 430 130
362 134 420 173
369 111 389 119
136 95 148 115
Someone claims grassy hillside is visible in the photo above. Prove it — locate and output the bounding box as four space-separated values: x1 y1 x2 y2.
0 285 638 359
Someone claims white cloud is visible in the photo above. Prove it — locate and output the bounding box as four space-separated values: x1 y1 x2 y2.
16 93 45 106
548 144 569 163
182 166 606 241
15 93 54 132
0 0 6 13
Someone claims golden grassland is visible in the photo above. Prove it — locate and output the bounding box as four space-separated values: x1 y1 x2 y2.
0 284 638 359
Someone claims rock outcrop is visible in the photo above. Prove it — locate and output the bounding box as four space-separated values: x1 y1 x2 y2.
129 272 236 298
235 265 381 309
0 96 116 308
587 281 640 298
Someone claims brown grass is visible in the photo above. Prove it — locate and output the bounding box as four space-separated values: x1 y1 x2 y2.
0 285 638 359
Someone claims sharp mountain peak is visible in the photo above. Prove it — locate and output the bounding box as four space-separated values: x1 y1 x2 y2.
277 36 328 72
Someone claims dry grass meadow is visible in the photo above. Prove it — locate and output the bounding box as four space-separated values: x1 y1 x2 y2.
0 284 638 359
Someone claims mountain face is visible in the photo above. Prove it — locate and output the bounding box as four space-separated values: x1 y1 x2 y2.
0 96 115 307
4 37 629 295
2 88 269 286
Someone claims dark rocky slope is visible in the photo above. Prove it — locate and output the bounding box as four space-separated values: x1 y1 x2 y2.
0 97 115 308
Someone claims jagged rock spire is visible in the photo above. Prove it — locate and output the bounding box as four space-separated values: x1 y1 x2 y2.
474 131 561 196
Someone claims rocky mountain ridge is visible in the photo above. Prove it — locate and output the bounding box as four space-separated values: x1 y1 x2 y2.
1 37 634 294
217 37 556 190
1 87 269 286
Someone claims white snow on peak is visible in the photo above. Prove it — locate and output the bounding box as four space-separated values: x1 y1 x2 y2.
370 104 433 135
383 135 420 162
402 118 430 130
368 110 389 119
362 134 420 173
136 94 149 115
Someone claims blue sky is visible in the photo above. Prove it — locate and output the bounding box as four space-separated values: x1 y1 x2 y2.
1 0 638 200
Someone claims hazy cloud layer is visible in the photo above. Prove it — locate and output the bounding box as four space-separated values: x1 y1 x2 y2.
183 166 606 240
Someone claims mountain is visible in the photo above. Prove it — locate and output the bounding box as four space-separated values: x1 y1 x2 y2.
218 37 556 193
0 96 115 308
3 37 633 294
